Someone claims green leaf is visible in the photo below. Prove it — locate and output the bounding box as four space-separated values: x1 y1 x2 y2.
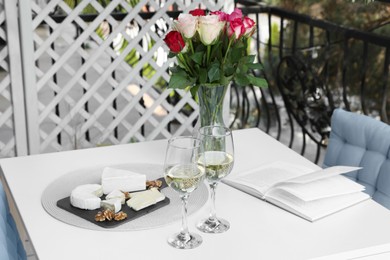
199 68 207 84
195 44 206 52
235 38 245 48
177 62 187 70
191 51 204 65
208 63 220 83
221 75 233 86
247 75 268 88
224 63 235 77
235 74 250 86
210 41 222 61
190 85 199 98
169 65 181 74
238 63 249 74
169 70 192 89
168 52 177 58
247 62 264 70
230 47 245 63
240 55 256 64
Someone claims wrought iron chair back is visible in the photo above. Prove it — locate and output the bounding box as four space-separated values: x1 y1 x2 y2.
276 54 333 162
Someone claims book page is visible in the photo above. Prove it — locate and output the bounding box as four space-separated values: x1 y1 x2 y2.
223 161 314 198
272 175 365 201
278 166 361 185
265 188 370 221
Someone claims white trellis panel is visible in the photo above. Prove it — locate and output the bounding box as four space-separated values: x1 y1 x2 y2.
0 0 28 157
18 0 231 155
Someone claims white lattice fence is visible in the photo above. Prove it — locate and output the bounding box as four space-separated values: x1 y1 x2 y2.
0 1 14 157
0 0 27 157
17 0 231 155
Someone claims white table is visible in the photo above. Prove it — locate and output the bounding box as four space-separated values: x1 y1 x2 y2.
2 128 390 260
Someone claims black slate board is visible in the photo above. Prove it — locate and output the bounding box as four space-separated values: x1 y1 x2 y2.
56 178 170 229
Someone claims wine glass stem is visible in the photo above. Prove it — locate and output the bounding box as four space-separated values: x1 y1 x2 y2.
180 194 190 240
209 182 218 221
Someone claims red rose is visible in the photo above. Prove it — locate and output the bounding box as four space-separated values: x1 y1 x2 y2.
164 31 185 53
189 9 206 16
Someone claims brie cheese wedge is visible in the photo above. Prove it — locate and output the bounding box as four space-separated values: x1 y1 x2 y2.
70 184 103 210
126 188 165 211
102 167 146 194
106 189 126 204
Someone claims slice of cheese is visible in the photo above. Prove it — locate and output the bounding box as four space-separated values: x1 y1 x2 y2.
106 189 126 204
70 184 103 210
101 198 122 213
101 167 146 194
126 188 165 211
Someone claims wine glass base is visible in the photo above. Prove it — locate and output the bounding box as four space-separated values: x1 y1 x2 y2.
167 232 203 249
197 217 230 233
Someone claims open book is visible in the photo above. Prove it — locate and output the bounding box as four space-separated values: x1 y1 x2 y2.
223 162 370 222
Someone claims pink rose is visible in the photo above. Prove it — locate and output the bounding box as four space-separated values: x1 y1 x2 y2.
210 10 228 21
243 17 255 36
174 14 198 39
227 18 245 39
198 15 225 45
228 8 243 22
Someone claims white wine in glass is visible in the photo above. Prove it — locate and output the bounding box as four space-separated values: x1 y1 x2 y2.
197 126 234 233
164 136 205 249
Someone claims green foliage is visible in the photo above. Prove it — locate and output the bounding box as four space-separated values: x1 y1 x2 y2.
266 0 390 35
262 0 390 116
271 23 280 45
90 0 167 89
57 0 168 102
169 69 195 89
167 34 268 93
63 0 75 9
165 11 268 94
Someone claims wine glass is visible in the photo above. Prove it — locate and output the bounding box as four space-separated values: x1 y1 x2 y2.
196 125 234 233
163 136 205 249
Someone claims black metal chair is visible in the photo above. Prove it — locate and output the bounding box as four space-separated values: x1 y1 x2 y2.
276 54 333 163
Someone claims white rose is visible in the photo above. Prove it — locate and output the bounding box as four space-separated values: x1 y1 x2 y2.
198 15 225 45
173 14 198 39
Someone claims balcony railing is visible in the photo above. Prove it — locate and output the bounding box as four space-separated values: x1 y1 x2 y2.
232 0 390 163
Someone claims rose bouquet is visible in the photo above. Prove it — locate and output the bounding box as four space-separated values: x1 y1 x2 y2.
163 8 267 97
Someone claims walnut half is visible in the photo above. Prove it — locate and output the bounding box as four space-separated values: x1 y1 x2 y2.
121 191 131 200
95 209 127 222
95 211 106 222
146 180 163 189
114 211 128 221
103 209 115 221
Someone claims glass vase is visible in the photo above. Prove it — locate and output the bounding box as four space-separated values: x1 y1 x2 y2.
197 84 228 127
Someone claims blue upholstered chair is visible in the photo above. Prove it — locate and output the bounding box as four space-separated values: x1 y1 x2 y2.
323 108 390 209
0 181 26 260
